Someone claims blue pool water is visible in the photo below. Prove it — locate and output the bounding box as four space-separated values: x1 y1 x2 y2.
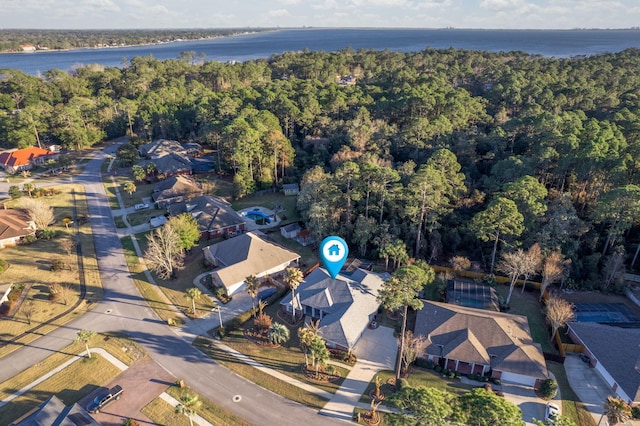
246 211 271 224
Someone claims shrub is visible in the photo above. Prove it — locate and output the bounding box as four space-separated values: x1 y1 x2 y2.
491 378 501 385
448 372 456 379
397 378 409 391
37 228 56 240
631 406 640 419
21 234 37 244
50 260 66 271
9 185 22 199
254 313 272 332
539 379 558 399
0 301 14 316
0 259 8 273
434 365 442 373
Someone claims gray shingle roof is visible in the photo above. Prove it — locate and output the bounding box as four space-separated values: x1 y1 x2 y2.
152 176 202 203
281 267 385 350
568 321 640 402
415 301 548 379
139 139 185 158
168 196 244 233
141 153 192 176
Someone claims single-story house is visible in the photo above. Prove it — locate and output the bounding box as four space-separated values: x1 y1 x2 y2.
203 231 300 295
140 152 193 177
282 183 300 196
152 175 203 208
0 209 37 248
11 395 100 426
280 267 387 352
280 222 302 239
168 195 246 239
567 322 640 406
0 147 59 174
138 139 186 159
415 301 548 387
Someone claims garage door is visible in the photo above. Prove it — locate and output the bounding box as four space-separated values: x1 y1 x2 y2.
500 371 536 386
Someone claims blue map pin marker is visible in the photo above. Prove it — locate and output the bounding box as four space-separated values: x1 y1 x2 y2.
320 236 349 279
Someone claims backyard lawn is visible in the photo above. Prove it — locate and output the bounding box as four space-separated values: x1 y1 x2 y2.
494 284 557 354
231 191 300 224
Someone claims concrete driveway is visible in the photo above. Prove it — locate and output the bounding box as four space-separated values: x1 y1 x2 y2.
319 326 397 421
500 381 547 425
565 353 640 426
79 356 176 426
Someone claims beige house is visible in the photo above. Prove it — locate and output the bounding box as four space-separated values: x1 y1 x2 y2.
0 209 36 248
203 231 300 295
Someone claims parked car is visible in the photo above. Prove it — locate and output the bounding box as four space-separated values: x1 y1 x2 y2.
134 203 149 210
545 402 560 423
87 385 123 413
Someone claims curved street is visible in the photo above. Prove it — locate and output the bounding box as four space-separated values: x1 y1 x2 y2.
0 142 342 426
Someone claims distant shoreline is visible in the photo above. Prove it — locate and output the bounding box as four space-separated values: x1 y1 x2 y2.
0 29 270 55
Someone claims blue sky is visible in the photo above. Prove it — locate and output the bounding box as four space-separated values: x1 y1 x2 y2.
2 0 639 29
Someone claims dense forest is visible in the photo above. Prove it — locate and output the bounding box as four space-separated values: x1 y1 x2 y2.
3 47 640 291
0 29 266 52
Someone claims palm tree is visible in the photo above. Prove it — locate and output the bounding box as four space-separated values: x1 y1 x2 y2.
245 275 259 317
184 287 202 317
75 329 96 358
602 396 632 425
268 322 290 345
175 394 202 426
284 267 304 322
23 182 34 197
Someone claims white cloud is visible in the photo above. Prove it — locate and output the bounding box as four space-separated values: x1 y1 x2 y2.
480 0 528 11
268 8 291 17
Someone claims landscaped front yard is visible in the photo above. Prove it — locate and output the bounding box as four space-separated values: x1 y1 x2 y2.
0 184 101 358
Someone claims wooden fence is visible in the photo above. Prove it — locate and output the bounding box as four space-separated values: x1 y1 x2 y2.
431 265 542 291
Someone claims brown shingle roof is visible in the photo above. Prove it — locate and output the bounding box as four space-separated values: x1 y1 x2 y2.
0 209 35 241
203 232 300 290
415 301 548 379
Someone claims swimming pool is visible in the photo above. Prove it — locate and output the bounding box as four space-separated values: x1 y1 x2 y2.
245 211 271 224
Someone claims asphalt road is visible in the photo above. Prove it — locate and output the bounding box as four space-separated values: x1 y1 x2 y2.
0 142 341 426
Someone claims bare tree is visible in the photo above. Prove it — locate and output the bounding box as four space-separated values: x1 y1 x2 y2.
144 224 185 280
540 251 565 301
520 243 542 293
60 238 76 257
497 249 526 305
21 300 35 325
602 250 625 292
545 293 575 341
603 395 632 425
20 198 55 229
401 331 429 376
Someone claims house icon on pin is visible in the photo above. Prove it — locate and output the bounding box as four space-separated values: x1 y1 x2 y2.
328 244 341 256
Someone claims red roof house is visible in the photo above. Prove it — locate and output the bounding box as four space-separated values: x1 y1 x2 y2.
0 147 58 174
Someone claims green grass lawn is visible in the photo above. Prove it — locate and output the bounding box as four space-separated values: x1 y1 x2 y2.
0 333 143 425
232 192 300 223
547 362 596 426
166 385 252 426
262 228 319 269
494 285 556 354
